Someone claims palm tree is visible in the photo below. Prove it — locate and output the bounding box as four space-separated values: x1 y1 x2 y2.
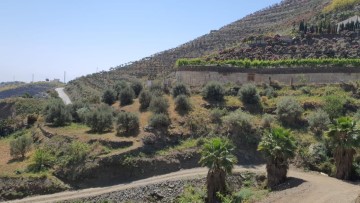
199 137 237 203
327 117 360 180
258 127 296 188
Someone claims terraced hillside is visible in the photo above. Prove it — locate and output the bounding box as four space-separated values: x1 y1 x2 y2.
66 0 331 101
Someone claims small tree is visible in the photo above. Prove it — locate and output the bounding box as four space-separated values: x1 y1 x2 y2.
258 127 296 188
276 97 303 126
307 109 331 136
85 105 113 133
119 87 135 106
114 80 128 98
10 134 32 159
222 110 255 144
172 83 191 98
175 95 192 113
131 80 143 97
102 89 116 105
149 113 170 129
29 148 55 172
44 99 72 126
238 83 260 104
149 96 169 114
139 90 152 110
199 137 237 203
116 111 139 135
327 117 360 180
323 95 345 119
202 82 225 102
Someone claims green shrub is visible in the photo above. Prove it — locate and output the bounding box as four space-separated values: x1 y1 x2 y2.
68 101 89 123
263 86 277 98
44 99 72 126
261 114 275 129
300 86 312 95
10 134 32 158
172 83 191 98
150 96 169 114
29 148 55 172
131 80 143 97
276 97 303 126
238 83 260 104
116 111 139 135
63 141 91 166
175 95 192 113
85 105 113 133
119 87 135 106
222 110 256 144
114 80 128 97
323 95 345 119
202 82 225 102
210 108 228 124
307 109 331 135
139 90 152 110
101 89 116 105
177 185 205 203
149 113 170 129
27 114 38 126
149 83 164 95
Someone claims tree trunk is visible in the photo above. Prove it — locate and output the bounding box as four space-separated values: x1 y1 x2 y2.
206 169 226 203
266 158 288 189
334 147 355 180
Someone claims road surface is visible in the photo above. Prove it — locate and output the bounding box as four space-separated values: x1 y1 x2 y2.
55 88 72 105
6 165 360 203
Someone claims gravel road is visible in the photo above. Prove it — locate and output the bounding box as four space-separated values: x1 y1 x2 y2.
55 88 72 105
6 165 360 203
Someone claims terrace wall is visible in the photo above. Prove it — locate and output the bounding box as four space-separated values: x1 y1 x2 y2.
175 66 360 86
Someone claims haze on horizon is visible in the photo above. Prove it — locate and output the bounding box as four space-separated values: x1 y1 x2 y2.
0 0 281 83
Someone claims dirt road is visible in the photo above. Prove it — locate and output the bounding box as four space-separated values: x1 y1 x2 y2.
6 165 360 203
55 88 72 105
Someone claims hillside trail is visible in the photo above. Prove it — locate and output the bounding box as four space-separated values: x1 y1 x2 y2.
55 88 72 105
6 165 360 203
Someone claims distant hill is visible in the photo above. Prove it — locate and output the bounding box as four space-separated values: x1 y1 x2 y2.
0 82 59 99
66 0 360 101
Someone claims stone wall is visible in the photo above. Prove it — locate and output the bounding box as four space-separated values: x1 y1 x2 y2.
176 69 360 87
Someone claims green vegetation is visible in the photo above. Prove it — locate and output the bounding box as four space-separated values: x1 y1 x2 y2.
149 113 171 129
222 110 256 144
327 117 360 180
202 82 225 102
149 96 169 114
323 0 360 13
176 58 360 69
119 87 135 106
116 111 139 135
177 185 205 203
139 90 152 110
85 105 113 133
199 137 237 203
174 95 192 113
44 99 72 127
172 83 191 98
276 97 303 126
210 108 228 124
131 80 143 97
10 134 32 159
102 89 116 105
323 95 346 119
238 83 260 105
258 127 297 188
307 109 331 136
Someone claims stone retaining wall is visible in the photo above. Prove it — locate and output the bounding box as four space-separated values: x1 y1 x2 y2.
176 68 360 86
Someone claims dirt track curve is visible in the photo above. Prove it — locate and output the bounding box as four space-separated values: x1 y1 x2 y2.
55 88 72 105
6 165 360 203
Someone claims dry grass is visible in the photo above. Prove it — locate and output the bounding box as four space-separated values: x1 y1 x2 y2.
0 137 34 176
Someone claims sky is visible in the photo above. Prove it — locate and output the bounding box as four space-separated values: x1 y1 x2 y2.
0 0 281 83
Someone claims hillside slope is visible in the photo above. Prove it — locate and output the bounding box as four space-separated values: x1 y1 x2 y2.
66 0 330 101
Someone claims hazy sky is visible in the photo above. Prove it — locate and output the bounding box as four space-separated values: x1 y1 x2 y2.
0 0 281 83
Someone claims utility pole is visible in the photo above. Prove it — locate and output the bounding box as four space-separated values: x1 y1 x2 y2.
64 71 66 84
32 74 34 83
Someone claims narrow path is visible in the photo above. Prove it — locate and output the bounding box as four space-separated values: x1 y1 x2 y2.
5 166 360 203
55 88 72 105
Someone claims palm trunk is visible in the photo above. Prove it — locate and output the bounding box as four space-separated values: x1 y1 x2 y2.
206 168 226 203
334 147 355 180
266 157 288 189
